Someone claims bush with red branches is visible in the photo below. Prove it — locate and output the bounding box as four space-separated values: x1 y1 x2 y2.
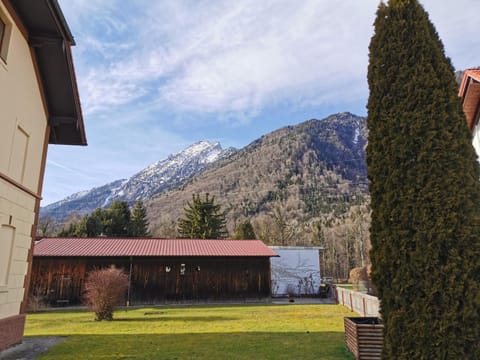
84 267 128 321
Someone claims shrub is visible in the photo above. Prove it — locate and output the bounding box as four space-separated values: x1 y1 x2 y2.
28 283 47 312
349 265 374 294
348 266 368 285
84 267 128 321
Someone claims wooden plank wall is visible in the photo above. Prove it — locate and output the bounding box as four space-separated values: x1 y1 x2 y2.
344 317 383 360
30 256 271 305
30 257 86 305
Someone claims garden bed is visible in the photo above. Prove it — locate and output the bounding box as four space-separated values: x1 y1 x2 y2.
344 317 383 359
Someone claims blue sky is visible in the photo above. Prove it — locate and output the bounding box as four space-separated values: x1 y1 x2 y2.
42 0 480 206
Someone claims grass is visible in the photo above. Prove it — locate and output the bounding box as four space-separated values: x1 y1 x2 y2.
335 284 353 290
25 304 355 359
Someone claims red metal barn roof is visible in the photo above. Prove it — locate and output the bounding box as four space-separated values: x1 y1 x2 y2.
34 238 278 257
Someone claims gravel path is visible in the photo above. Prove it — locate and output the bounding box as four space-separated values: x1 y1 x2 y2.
0 337 66 360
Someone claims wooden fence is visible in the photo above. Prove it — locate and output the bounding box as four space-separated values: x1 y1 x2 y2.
336 286 380 317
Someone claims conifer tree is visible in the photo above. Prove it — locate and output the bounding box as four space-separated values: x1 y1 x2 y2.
89 208 109 236
131 200 150 237
367 1 480 358
85 214 103 237
178 193 228 239
106 201 132 237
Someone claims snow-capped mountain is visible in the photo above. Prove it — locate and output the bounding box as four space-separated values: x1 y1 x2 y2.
40 141 235 222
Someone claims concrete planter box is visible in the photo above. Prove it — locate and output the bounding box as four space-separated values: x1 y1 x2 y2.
344 317 383 360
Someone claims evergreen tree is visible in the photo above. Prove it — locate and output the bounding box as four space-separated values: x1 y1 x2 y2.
178 193 228 239
105 201 131 237
131 200 150 237
233 220 256 239
74 217 88 237
367 1 480 358
89 208 109 235
85 214 103 237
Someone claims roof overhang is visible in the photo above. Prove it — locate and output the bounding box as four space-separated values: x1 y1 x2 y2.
459 69 480 132
7 0 86 145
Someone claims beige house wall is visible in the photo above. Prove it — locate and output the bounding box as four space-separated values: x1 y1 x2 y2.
0 1 47 321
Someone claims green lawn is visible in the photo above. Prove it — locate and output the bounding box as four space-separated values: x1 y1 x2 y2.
335 284 353 290
25 304 355 359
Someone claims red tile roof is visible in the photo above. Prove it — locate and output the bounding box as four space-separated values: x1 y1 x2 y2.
34 238 278 257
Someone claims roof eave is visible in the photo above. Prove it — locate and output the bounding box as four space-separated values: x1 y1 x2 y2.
9 0 87 145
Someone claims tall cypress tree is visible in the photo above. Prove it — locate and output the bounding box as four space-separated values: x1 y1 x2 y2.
178 193 228 239
367 1 480 358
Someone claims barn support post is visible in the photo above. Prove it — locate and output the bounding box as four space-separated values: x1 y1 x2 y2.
127 256 133 308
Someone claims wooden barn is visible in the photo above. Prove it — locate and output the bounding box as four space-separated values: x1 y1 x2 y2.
30 237 277 306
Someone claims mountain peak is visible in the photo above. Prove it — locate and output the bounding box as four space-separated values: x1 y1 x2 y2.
184 140 220 151
178 140 222 159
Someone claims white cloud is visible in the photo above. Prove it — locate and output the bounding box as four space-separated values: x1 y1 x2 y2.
140 0 377 116
61 0 378 123
60 0 480 124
